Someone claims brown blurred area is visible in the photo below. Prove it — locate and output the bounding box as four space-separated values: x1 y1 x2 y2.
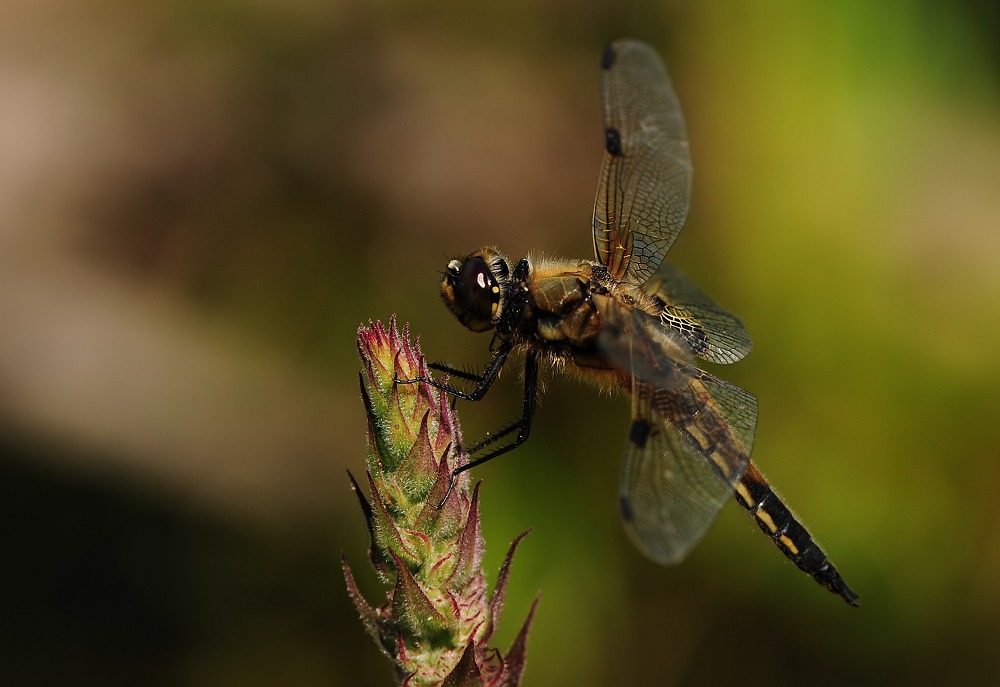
2 1 1000 685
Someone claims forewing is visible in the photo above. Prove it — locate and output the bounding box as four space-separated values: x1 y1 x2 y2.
593 39 691 286
644 260 753 364
619 365 758 565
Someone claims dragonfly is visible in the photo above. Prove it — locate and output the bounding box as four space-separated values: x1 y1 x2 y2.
400 38 858 606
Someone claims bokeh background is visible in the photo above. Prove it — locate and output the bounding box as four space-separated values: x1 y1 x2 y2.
3 1 999 685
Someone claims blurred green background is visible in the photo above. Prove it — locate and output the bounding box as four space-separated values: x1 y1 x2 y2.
3 1 999 685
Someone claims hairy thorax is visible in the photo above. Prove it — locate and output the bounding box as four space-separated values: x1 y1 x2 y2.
511 257 662 388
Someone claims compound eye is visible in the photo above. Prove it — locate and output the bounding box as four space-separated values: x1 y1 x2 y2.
455 256 499 323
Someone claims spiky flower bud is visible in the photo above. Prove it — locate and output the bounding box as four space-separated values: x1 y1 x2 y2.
345 317 538 686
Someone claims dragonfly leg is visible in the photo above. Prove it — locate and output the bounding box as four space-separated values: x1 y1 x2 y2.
437 352 539 506
394 341 512 401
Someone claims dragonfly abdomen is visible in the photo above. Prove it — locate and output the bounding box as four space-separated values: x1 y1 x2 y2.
735 463 859 606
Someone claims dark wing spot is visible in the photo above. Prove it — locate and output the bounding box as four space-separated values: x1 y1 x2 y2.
601 42 617 70
629 418 651 449
619 495 634 522
605 127 623 156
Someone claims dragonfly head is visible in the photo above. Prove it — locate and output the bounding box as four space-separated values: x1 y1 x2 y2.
441 248 512 333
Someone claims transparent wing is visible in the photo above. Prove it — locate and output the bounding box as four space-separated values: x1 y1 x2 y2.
667 362 758 463
644 260 752 365
619 359 758 565
619 381 730 564
593 39 691 286
594 293 757 563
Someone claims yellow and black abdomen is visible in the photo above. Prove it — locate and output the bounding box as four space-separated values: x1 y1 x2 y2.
735 463 859 606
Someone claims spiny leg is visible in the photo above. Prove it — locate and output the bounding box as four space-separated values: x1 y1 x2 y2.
397 347 540 506
395 340 513 401
437 351 539 504
468 421 521 453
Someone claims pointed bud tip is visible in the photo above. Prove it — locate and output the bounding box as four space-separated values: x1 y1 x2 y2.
441 640 485 687
343 555 383 645
447 481 484 590
486 530 532 642
501 594 540 686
